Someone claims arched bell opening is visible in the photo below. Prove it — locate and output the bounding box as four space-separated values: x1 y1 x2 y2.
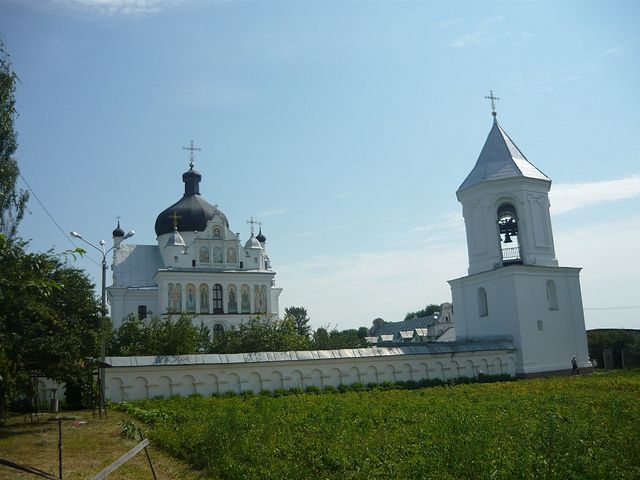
497 203 522 265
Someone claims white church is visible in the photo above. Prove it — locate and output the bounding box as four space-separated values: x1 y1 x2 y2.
91 105 593 402
106 148 282 331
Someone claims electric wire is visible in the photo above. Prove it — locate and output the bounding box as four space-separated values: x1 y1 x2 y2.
19 173 101 267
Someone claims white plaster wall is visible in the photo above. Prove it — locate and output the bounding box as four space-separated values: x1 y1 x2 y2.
109 288 157 329
104 349 517 401
458 178 557 275
450 265 590 375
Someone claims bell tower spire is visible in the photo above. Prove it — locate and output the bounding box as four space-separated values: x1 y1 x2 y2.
457 103 556 275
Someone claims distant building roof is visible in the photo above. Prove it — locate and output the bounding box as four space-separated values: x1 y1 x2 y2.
436 327 456 342
370 315 438 337
105 340 516 368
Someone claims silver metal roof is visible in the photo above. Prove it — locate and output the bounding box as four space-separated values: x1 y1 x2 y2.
105 341 516 368
435 327 456 342
458 120 550 192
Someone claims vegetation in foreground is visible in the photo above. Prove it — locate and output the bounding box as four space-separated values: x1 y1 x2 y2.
116 370 640 480
0 410 206 480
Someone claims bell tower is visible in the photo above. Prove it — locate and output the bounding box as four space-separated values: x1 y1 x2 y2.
448 95 591 377
456 104 557 275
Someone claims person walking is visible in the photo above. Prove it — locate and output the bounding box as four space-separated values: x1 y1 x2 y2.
571 356 580 375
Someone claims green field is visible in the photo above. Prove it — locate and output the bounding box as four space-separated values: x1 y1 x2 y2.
116 370 640 480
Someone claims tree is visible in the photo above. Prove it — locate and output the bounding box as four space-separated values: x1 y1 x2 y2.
284 306 311 337
0 40 28 239
108 314 200 356
0 238 103 412
404 304 441 320
210 316 311 354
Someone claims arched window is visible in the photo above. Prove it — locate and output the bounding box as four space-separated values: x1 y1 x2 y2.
213 323 224 337
478 287 488 317
138 305 147 320
228 284 238 313
186 283 196 313
546 280 559 310
199 283 209 313
213 284 223 314
497 203 521 263
199 246 210 264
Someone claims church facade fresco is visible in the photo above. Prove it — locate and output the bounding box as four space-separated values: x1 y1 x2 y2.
107 147 282 331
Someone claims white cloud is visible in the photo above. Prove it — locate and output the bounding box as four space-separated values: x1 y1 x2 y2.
261 209 287 217
435 18 463 28
331 192 353 200
55 0 186 14
554 213 640 330
278 242 467 330
551 174 640 215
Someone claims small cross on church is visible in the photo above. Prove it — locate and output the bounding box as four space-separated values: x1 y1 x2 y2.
182 140 202 170
170 211 181 229
485 90 500 117
246 216 262 235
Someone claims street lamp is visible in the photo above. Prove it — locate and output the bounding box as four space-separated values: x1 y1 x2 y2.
70 228 134 415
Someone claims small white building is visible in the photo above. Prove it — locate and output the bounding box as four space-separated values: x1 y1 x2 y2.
107 155 282 331
448 110 592 377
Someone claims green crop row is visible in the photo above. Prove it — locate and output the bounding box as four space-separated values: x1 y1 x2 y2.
114 370 640 480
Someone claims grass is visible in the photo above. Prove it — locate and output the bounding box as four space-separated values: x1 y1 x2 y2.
0 409 208 480
117 370 640 480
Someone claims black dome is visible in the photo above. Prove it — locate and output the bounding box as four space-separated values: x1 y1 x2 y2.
112 221 125 238
154 167 229 236
256 228 266 243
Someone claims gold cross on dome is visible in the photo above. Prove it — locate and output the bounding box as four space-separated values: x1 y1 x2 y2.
182 140 202 170
170 211 181 229
246 216 262 235
485 90 500 117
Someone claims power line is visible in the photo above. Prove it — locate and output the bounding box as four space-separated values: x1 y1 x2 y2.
19 173 101 267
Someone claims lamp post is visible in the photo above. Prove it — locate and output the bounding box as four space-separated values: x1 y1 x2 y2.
70 229 134 415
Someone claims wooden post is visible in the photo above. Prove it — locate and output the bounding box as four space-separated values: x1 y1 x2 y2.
139 428 158 480
57 417 62 480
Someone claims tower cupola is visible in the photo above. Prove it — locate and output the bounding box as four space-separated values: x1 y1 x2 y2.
457 102 557 275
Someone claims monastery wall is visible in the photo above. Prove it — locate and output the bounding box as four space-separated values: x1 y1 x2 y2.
104 342 517 401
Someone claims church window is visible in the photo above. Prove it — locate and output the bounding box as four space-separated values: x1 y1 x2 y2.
546 280 559 310
199 246 210 264
213 284 223 314
241 284 251 313
138 305 147 320
227 247 237 264
199 283 209 313
213 323 224 337
213 247 223 264
174 256 178 263
478 287 488 317
228 284 238 313
186 284 196 313
537 320 544 331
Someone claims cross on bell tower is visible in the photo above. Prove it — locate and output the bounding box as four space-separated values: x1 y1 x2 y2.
484 90 500 118
182 140 202 170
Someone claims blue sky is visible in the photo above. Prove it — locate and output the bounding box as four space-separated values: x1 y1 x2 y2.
2 0 639 330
